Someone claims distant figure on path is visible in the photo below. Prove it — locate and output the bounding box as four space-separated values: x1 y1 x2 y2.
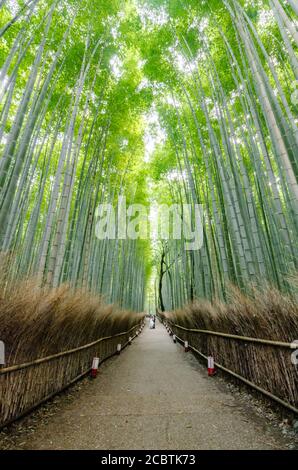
149 317 154 329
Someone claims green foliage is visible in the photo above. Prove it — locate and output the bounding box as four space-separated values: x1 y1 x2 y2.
0 0 297 311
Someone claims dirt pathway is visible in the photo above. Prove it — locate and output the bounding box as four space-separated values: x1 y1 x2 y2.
1 321 292 450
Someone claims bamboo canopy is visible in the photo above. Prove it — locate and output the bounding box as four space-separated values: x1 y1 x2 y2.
0 0 298 423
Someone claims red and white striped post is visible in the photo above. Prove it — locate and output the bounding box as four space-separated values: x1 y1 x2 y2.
91 357 99 378
184 340 189 352
208 356 215 376
117 343 122 355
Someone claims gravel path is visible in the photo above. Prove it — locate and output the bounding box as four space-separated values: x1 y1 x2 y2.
0 322 293 450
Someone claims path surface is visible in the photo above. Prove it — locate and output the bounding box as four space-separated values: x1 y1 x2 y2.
3 322 289 450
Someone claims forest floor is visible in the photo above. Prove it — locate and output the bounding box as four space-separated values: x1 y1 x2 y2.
0 321 297 450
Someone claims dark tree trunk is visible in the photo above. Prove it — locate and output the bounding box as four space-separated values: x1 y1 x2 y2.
158 250 166 312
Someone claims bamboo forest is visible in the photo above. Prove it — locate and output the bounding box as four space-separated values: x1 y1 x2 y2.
0 0 298 452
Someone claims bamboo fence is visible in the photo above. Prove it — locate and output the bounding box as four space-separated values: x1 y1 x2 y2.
0 321 144 429
160 314 298 413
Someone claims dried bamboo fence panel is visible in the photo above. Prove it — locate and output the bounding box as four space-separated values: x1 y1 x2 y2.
159 308 298 412
0 322 143 428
